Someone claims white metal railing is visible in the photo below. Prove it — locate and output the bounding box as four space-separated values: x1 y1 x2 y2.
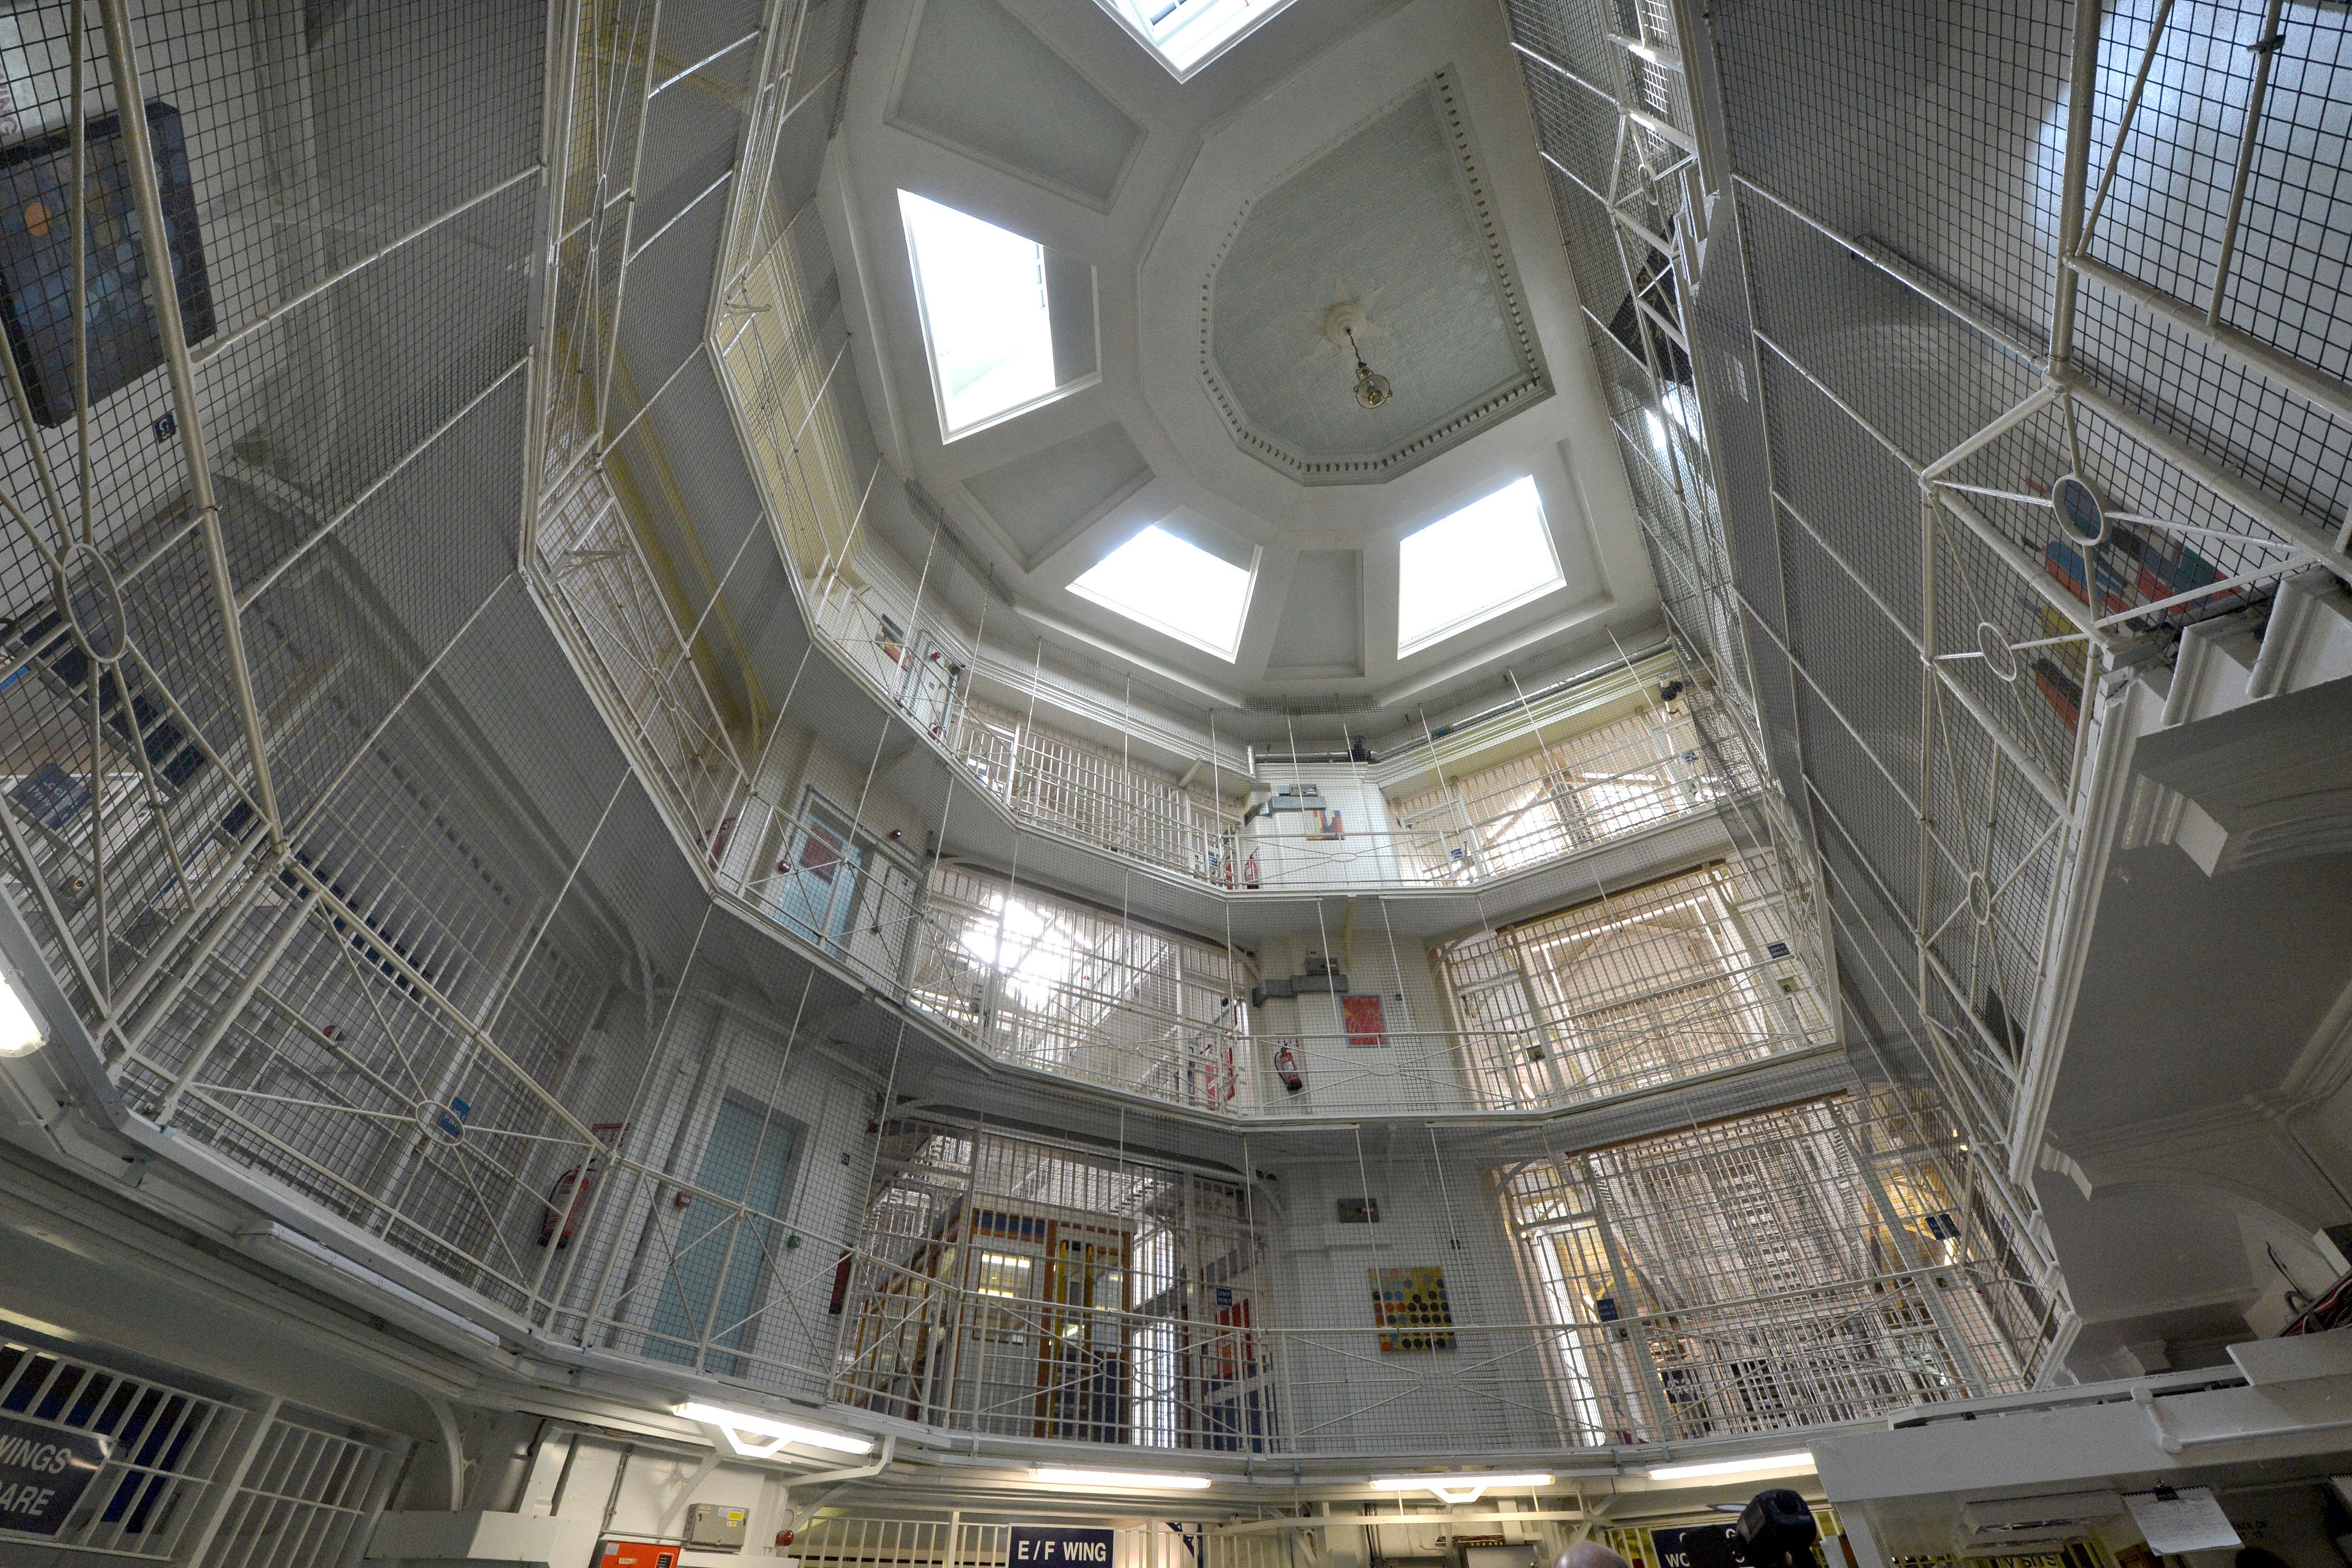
0 1339 399 1568
830 1222 2051 1453
802 547 1760 900
702 807 1830 1120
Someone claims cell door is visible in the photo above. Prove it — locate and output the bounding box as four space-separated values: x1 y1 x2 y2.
774 802 864 951
1450 968 1569 1108
646 1095 799 1376
1034 1224 1130 1442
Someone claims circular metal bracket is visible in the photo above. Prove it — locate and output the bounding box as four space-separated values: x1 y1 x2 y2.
55 543 128 666
2052 471 2107 549
416 1098 468 1147
1976 620 2019 683
1966 871 1995 926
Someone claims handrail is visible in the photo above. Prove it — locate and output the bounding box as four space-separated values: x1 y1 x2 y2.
821 1243 2048 1454
807 557 1762 899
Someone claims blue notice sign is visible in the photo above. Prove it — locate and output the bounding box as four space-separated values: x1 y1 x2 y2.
0 1413 110 1537
1012 1527 1115 1568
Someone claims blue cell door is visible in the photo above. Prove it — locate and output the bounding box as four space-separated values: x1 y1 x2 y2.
775 804 863 952
648 1095 799 1375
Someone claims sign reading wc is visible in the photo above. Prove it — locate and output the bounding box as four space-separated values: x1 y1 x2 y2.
1012 1527 1114 1566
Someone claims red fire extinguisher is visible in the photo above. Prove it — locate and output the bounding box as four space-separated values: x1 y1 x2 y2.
539 1167 593 1248
1274 1042 1303 1094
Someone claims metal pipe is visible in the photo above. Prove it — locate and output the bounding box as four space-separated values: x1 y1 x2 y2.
2077 0 2175 250
151 897 313 1124
286 575 518 841
623 166 734 264
1927 663 2066 816
1920 384 2060 481
277 860 606 1144
98 0 287 852
595 0 665 435
653 28 760 97
2205 0 2289 327
518 0 587 570
198 167 542 367
2048 0 2106 363
1933 489 2108 643
2067 252 2352 430
2062 378 2350 579
238 358 530 611
1734 177 2038 366
1752 331 1918 473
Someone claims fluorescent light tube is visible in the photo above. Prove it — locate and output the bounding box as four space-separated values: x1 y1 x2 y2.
1645 1452 1815 1481
0 973 45 1057
675 1401 874 1457
1035 1467 1213 1490
1372 1474 1553 1503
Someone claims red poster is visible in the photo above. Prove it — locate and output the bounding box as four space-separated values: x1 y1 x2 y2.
1342 993 1387 1048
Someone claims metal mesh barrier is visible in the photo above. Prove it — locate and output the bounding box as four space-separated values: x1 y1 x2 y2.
835 1121 1273 1451
1440 853 1834 1112
1501 1088 2064 1443
906 864 1252 1112
819 1092 2064 1456
1392 679 1757 880
1498 0 2352 1255
0 0 2110 1459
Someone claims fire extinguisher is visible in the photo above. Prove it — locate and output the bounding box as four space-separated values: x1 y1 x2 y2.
539 1166 593 1248
1274 1041 1303 1094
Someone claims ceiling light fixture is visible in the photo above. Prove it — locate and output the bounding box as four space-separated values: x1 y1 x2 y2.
1372 1473 1553 1504
1034 1467 1214 1490
1347 327 1392 410
1645 1452 1815 1482
0 973 45 1057
675 1401 874 1458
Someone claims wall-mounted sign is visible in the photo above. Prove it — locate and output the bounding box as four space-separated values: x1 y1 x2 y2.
1651 1525 1738 1568
1342 994 1388 1048
1012 1526 1114 1567
0 1414 110 1538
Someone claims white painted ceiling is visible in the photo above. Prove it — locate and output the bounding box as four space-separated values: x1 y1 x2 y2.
1202 72 1548 484
824 0 1658 714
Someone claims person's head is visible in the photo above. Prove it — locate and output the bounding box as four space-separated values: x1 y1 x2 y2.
1554 1543 1633 1568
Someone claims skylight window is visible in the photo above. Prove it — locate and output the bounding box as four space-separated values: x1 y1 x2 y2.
898 190 1096 438
1069 524 1255 661
1090 0 1301 79
1396 477 1565 656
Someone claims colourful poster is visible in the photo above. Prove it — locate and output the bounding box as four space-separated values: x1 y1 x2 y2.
1370 1265 1455 1351
1342 993 1388 1047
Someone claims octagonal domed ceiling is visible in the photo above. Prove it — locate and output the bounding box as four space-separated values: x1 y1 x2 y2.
1200 70 1549 485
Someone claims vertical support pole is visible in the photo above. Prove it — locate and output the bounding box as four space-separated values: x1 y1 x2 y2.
1830 1103 1990 1393
1913 488 1941 1110
336 1428 407 1568
520 0 587 569
98 0 286 852
2204 0 2287 327
596 0 665 434
1577 1157 1676 1442
154 896 312 1123
2048 0 2106 366
176 1396 284 1568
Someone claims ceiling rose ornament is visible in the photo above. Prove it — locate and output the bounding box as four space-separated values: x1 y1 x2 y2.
1199 72 1551 483
1317 287 1392 410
